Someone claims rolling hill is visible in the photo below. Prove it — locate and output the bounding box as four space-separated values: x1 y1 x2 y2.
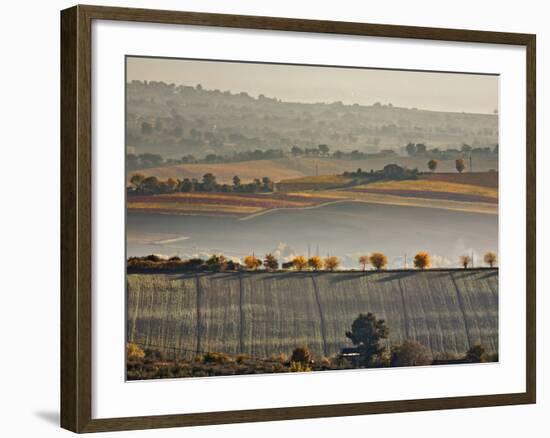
127 81 498 159
128 156 498 185
127 270 498 360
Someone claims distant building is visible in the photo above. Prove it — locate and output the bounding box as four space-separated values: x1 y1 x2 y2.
382 163 405 178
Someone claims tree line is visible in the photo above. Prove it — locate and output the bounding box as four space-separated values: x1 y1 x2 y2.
126 141 498 172
406 142 498 158
127 250 497 273
427 157 487 174
128 172 274 195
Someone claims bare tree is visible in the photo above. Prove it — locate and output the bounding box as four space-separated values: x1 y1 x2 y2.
483 251 497 268
358 255 370 271
459 255 472 269
323 256 340 271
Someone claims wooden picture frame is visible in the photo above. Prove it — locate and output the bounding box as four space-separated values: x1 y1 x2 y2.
61 4 536 433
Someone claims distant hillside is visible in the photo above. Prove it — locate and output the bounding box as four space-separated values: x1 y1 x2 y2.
128 156 498 185
126 81 498 159
127 270 498 359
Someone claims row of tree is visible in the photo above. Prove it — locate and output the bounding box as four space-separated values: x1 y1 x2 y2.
126 142 497 172
128 172 274 195
427 158 469 173
244 250 497 271
407 142 498 158
128 251 497 273
244 254 340 271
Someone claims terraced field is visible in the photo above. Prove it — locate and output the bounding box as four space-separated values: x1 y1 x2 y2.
129 157 499 185
419 171 499 189
127 172 499 217
349 179 498 204
127 270 498 359
127 191 343 216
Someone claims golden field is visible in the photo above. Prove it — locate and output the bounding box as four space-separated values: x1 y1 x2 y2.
128 172 498 217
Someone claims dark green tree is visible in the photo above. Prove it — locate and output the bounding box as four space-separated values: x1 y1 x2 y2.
205 254 227 271
261 176 273 191
141 176 160 193
202 173 217 191
263 253 279 271
291 346 312 365
405 142 417 156
180 178 194 192
318 144 330 155
129 173 145 190
345 313 389 367
415 143 427 154
291 146 303 156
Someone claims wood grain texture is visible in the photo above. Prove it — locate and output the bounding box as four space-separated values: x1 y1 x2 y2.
60 4 536 433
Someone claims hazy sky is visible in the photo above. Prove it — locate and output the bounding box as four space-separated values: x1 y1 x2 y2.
127 56 498 114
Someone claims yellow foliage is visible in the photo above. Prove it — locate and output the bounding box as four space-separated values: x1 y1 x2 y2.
323 256 340 271
413 252 430 269
292 256 308 271
244 255 262 270
370 252 388 270
308 256 323 270
484 251 497 268
358 255 370 271
290 361 312 372
127 343 145 360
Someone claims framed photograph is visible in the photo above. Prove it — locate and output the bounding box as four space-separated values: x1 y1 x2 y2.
60 4 536 433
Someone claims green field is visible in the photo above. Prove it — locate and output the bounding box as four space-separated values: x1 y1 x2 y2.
127 270 498 359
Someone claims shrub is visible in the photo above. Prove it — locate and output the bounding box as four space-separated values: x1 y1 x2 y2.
203 352 233 364
390 340 432 367
485 352 499 362
465 344 486 363
290 361 312 372
206 254 228 271
291 346 312 365
127 343 145 360
236 354 250 364
144 347 164 362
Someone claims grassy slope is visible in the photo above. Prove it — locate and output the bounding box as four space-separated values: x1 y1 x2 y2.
127 270 498 359
419 171 499 188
